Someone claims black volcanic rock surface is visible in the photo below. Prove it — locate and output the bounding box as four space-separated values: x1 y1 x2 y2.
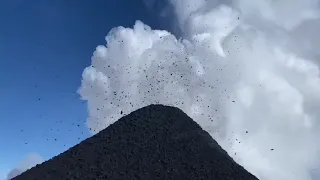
13 104 258 180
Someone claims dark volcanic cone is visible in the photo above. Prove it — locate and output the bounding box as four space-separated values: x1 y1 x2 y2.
13 104 258 180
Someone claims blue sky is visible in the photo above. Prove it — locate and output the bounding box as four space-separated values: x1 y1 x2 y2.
0 0 169 177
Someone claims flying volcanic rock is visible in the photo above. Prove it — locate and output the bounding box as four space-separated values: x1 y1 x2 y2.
12 104 258 180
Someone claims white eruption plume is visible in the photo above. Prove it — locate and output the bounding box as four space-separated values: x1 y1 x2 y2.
78 0 320 179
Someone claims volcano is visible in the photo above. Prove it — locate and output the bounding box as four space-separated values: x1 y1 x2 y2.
12 104 258 180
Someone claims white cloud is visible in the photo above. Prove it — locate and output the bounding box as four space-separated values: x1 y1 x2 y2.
78 0 320 179
6 153 44 180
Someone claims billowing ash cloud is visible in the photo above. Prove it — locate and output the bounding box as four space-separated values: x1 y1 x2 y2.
6 153 44 180
78 0 320 179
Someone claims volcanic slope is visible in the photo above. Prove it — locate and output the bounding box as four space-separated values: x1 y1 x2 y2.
13 104 259 180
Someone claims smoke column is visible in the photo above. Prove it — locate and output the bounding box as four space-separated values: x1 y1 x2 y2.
6 153 44 180
78 0 320 179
